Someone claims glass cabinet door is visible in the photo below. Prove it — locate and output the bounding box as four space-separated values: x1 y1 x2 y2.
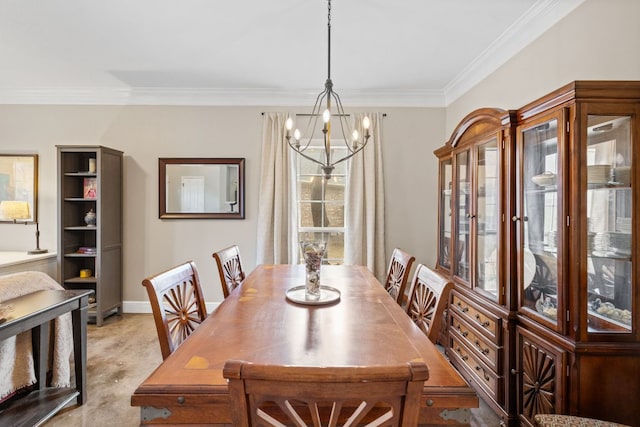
475 138 500 300
585 115 632 333
520 118 561 328
439 158 453 270
454 150 471 282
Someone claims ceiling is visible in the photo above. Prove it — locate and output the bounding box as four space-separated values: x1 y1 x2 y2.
0 0 584 107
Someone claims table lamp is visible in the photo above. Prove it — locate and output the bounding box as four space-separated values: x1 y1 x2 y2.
0 200 48 255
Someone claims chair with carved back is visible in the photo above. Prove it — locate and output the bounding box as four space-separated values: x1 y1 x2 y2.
141 261 208 360
384 248 415 306
405 264 453 345
212 245 246 298
223 359 429 427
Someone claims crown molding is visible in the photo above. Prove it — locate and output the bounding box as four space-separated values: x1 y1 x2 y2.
0 86 445 107
443 0 586 105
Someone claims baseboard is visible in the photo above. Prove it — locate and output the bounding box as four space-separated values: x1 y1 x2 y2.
122 300 221 314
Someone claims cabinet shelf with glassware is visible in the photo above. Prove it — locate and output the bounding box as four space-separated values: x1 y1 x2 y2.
435 108 518 426
57 145 123 326
512 81 640 427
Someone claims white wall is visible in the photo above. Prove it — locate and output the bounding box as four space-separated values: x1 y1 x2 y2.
0 105 444 307
446 0 640 133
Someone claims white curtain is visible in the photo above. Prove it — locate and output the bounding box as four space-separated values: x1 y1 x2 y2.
344 112 386 280
256 112 299 264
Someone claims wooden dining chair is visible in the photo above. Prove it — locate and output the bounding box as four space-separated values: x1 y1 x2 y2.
384 248 416 305
223 359 429 427
141 261 208 360
405 264 453 345
212 245 246 298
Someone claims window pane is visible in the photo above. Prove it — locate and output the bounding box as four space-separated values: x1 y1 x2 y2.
325 202 344 227
299 202 326 227
325 177 345 200
298 176 324 202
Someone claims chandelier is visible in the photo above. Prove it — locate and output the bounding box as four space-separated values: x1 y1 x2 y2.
285 0 371 180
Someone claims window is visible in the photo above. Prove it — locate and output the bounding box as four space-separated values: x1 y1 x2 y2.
296 142 348 264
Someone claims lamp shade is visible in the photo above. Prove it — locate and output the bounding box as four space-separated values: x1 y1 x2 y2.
0 200 30 221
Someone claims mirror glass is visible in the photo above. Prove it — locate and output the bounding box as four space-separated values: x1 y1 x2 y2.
0 154 38 223
159 158 245 219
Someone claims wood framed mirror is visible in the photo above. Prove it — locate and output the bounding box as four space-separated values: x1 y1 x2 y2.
159 158 245 219
0 154 38 223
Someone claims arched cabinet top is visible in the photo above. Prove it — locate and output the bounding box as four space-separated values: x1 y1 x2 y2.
447 107 509 148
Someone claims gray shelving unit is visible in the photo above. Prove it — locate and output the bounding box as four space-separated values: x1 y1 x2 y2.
57 145 123 326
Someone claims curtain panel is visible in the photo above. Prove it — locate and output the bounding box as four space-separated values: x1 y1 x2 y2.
256 112 299 264
345 112 386 281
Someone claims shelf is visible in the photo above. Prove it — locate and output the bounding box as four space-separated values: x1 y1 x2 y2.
64 198 97 202
64 226 97 231
64 253 96 258
590 251 631 260
64 172 97 177
64 276 97 284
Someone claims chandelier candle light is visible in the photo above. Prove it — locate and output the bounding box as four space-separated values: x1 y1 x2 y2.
285 0 371 180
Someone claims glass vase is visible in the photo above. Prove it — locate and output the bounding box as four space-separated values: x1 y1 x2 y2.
300 241 326 301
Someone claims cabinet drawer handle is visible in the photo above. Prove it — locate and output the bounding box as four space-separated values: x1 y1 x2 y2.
462 355 469 361
462 307 469 313
473 339 490 355
462 331 469 337
484 373 490 381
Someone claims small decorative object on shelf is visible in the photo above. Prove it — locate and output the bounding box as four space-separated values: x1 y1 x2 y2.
79 268 92 278
84 209 96 226
300 241 326 301
83 177 97 199
88 158 96 173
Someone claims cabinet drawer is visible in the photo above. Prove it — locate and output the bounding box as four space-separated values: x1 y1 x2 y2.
450 312 499 372
450 291 500 343
450 334 501 402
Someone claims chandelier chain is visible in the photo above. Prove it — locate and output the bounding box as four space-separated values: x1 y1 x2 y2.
327 0 332 81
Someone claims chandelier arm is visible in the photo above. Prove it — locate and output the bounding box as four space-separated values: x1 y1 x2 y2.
287 138 325 168
331 91 359 154
329 135 371 167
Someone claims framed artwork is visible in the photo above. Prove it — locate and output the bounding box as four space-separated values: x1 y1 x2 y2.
0 154 38 223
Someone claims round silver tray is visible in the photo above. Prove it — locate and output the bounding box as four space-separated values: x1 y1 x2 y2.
285 285 341 306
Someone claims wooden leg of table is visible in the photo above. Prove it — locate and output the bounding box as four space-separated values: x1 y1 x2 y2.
32 321 50 390
72 299 88 405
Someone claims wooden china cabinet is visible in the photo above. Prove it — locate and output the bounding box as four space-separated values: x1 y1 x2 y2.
436 82 640 427
435 107 518 426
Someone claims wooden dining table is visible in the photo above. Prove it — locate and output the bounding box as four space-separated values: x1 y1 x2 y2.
131 264 478 426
